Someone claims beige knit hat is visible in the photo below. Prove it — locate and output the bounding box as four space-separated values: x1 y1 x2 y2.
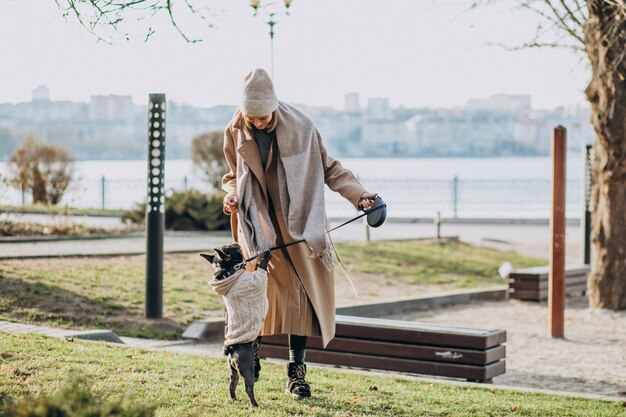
241 68 278 116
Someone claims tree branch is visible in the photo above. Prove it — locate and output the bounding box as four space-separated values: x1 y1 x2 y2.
54 0 215 43
542 0 585 45
558 0 583 27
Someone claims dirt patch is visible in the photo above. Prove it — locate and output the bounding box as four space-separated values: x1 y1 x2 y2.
334 270 458 306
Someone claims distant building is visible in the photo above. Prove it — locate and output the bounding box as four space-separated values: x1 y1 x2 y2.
89 95 134 123
362 119 408 155
32 85 50 102
344 93 360 113
405 112 519 156
465 94 531 113
366 97 392 121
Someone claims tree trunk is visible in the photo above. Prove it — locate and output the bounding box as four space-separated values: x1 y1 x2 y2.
584 4 626 310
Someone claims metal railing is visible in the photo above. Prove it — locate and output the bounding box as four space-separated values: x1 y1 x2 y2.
0 176 584 220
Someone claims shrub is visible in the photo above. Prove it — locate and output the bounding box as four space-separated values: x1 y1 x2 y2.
191 130 228 191
0 374 155 417
121 189 229 231
6 136 75 205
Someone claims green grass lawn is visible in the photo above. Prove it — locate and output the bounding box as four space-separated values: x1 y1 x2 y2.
0 254 222 340
0 332 622 417
337 240 543 288
0 241 544 339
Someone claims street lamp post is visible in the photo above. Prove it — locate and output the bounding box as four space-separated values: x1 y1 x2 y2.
249 0 293 79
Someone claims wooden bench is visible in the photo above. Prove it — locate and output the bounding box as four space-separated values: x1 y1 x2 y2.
508 265 590 301
258 315 506 382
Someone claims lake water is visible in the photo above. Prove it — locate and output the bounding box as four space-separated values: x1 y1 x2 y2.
0 156 586 219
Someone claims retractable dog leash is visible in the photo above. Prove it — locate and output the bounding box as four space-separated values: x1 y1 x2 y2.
238 196 387 267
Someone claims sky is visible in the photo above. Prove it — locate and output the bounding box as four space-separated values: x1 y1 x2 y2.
0 0 590 110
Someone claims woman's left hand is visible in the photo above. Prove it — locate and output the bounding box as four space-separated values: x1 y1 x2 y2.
359 192 378 210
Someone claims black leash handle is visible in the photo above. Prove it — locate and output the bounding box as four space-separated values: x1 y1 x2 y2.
242 202 387 265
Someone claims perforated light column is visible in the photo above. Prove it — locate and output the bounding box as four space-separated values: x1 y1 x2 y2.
146 94 166 319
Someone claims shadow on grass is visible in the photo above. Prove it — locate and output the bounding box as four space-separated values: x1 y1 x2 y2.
0 275 183 339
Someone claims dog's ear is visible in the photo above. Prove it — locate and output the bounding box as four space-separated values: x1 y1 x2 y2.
214 248 231 261
200 253 215 264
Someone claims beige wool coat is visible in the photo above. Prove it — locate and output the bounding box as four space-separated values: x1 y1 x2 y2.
222 103 367 347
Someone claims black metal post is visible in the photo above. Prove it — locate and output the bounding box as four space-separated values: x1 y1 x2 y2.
146 94 166 319
582 144 592 265
453 175 459 219
101 175 105 210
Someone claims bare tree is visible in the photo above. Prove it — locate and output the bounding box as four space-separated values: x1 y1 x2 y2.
191 130 229 191
53 0 222 42
483 0 625 309
7 136 75 205
583 2 626 310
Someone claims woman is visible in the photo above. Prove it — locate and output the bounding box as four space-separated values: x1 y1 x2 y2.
222 68 376 399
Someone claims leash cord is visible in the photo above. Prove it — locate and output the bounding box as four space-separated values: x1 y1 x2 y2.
238 202 387 267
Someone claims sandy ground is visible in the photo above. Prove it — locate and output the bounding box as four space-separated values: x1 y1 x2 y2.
386 296 626 399
334 270 461 306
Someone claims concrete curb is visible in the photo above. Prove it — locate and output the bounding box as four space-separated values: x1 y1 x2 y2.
0 320 124 344
66 330 125 344
336 286 508 317
181 286 510 341
182 318 225 341
0 209 123 218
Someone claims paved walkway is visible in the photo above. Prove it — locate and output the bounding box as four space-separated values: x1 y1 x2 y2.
0 231 232 259
0 319 224 356
0 220 583 263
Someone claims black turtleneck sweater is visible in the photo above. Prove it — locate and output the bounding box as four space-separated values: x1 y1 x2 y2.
253 126 276 170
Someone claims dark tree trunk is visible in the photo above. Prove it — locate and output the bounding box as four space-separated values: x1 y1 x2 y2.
584 2 626 310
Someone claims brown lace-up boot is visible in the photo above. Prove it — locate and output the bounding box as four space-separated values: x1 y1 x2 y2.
285 362 311 399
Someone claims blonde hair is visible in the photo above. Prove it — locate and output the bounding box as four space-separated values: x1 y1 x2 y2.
243 110 279 133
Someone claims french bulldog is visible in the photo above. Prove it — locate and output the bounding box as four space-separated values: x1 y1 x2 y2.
201 243 271 407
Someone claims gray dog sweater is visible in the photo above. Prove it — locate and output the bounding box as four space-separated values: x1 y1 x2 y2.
209 269 269 347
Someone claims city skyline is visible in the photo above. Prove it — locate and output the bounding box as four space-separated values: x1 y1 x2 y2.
0 89 593 160
1 1 589 110
15 84 590 113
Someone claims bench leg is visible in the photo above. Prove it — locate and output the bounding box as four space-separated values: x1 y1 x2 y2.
466 378 493 384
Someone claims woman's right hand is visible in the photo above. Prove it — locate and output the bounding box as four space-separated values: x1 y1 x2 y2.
223 193 239 214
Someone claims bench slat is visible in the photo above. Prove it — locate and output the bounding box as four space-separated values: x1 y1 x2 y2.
510 285 587 300
260 334 506 366
509 273 588 283
258 345 505 382
509 264 589 280
334 316 505 349
510 275 588 290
